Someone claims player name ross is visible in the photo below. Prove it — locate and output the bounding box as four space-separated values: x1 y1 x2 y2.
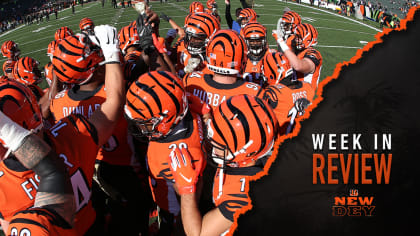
312 133 392 151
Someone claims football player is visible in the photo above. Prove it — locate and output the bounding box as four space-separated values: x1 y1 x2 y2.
2 59 15 79
169 94 277 235
237 8 257 29
183 29 262 110
176 12 220 77
1 40 20 78
50 30 153 236
46 40 58 62
12 56 44 100
79 17 95 35
241 22 270 85
0 81 75 235
1 25 125 235
276 23 322 91
125 71 206 234
259 52 314 134
278 10 301 41
1 40 20 61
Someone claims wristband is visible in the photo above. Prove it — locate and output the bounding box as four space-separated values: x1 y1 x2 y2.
0 111 31 153
277 39 290 52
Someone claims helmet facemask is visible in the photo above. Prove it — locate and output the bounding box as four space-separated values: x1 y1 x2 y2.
280 21 293 39
184 30 207 55
246 37 267 62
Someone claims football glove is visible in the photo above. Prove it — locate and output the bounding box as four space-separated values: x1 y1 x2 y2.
136 14 155 54
186 92 212 116
169 147 202 195
90 25 120 64
160 13 171 22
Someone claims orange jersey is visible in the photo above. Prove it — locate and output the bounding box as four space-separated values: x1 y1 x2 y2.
147 111 205 213
8 207 77 236
212 165 263 221
50 84 134 166
296 47 322 89
183 72 262 109
176 41 206 77
46 114 99 235
243 49 275 86
260 81 314 128
0 158 38 222
147 111 205 182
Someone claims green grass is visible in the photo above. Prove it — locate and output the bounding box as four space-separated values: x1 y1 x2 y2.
0 0 382 88
0 1 384 234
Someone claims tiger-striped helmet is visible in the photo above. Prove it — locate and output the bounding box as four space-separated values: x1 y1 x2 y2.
118 25 140 55
204 94 277 167
124 71 188 140
47 40 59 61
189 1 204 13
52 34 103 84
237 8 257 28
0 80 43 133
293 23 318 50
54 26 74 40
241 22 267 61
1 40 20 59
13 57 42 85
261 52 293 85
279 11 301 39
206 29 247 75
184 12 220 55
79 17 95 35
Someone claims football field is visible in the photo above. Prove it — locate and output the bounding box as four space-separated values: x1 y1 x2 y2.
0 0 382 89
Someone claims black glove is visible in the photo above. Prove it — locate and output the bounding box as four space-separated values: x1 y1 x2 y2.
160 13 171 22
295 98 311 114
136 14 155 55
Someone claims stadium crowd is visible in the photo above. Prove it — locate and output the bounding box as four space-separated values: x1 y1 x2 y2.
1 0 321 235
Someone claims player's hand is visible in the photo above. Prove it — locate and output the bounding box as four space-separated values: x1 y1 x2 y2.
295 98 311 115
136 14 155 54
225 0 230 5
90 25 120 64
160 13 171 22
186 92 212 116
169 147 203 195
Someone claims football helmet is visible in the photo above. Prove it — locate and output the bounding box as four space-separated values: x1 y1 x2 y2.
204 94 277 167
1 40 20 59
261 52 294 85
184 13 220 55
52 34 103 84
118 25 140 55
293 23 318 50
124 71 188 140
242 22 267 62
79 17 95 35
13 57 42 85
189 1 204 13
47 40 58 61
0 80 43 132
279 11 301 39
44 62 53 87
237 8 257 28
54 26 74 41
2 60 16 77
206 29 247 75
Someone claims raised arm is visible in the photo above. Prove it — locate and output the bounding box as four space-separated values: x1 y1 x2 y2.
88 25 126 146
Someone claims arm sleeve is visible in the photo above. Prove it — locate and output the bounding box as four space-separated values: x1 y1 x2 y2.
225 4 233 29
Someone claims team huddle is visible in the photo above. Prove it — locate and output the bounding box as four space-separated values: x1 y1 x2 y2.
0 0 322 235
